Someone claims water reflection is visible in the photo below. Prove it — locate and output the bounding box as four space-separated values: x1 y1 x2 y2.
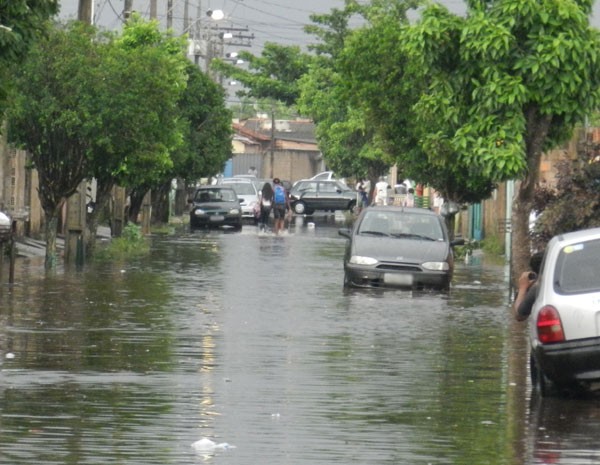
528 396 600 464
0 221 598 464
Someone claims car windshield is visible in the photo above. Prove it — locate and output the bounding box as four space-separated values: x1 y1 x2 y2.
554 238 600 294
358 211 444 241
223 182 256 195
195 189 237 203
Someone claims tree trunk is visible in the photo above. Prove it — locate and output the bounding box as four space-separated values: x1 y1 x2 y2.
174 178 188 216
128 188 146 223
85 179 114 258
44 211 59 270
152 181 171 224
510 109 552 286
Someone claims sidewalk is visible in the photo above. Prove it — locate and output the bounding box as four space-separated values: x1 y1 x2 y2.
14 225 112 258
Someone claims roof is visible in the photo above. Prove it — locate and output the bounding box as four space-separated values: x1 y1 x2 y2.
234 118 316 143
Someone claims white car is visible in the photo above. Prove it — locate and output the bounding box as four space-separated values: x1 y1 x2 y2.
219 178 260 222
310 171 336 181
528 227 600 396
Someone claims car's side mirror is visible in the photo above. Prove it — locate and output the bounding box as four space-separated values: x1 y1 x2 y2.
451 238 465 247
239 199 243 203
338 228 351 239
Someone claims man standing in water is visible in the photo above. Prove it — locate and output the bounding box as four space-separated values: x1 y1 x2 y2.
272 178 290 235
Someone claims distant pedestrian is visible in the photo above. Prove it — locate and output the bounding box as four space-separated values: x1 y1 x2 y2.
248 166 258 176
403 188 415 207
272 178 290 235
258 182 274 232
374 176 390 206
356 179 369 211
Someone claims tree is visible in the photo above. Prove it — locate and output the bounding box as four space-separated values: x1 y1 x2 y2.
211 43 311 106
0 0 59 115
532 135 600 251
7 17 190 267
156 61 232 220
298 1 401 192
384 0 600 280
85 14 189 238
7 21 103 268
340 0 495 235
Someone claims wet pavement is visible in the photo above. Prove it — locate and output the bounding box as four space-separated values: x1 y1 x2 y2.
1 215 600 464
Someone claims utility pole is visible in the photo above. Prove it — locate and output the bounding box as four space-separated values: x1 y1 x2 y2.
124 0 133 19
150 0 157 19
270 109 275 178
167 0 173 30
78 0 93 23
65 0 95 266
183 0 189 33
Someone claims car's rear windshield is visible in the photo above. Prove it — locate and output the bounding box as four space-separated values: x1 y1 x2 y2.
554 237 600 294
195 189 237 202
223 182 256 195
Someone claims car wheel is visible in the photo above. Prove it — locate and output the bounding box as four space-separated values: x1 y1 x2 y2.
343 271 352 288
530 354 556 397
294 201 306 215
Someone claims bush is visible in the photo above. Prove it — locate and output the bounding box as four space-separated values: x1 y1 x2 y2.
94 223 149 260
532 143 600 251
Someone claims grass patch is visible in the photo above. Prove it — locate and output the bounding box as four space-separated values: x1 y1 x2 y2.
94 223 149 260
481 235 504 256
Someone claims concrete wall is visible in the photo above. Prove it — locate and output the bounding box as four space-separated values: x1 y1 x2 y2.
262 149 322 184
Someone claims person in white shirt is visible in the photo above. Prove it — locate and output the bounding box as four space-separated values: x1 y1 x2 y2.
374 177 390 206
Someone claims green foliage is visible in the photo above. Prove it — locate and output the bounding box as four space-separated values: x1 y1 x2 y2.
0 0 58 114
94 223 149 260
481 236 504 256
531 143 600 251
169 61 232 182
211 43 311 105
7 21 103 213
401 0 600 182
103 14 189 189
298 1 407 180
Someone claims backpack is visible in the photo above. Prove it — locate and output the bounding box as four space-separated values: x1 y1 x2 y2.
274 185 286 205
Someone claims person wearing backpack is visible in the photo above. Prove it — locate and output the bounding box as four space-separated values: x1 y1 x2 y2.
272 178 290 235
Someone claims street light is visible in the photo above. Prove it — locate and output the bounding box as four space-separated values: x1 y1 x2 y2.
207 9 225 20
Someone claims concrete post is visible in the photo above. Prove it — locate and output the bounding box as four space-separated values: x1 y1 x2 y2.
141 190 152 235
65 181 87 265
111 186 127 237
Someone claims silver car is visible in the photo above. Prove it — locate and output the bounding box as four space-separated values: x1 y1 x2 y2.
219 178 260 222
528 227 600 396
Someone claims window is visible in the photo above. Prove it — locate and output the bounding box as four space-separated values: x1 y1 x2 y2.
555 238 600 294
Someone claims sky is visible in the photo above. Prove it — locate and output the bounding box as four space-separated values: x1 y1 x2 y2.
58 0 468 55
57 0 600 104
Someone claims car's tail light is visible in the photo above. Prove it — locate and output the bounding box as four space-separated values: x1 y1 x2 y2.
536 306 565 344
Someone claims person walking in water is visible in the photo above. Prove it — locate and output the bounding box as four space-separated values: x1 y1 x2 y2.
258 182 274 232
272 178 290 235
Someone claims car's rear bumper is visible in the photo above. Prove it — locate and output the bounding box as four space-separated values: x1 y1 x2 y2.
345 265 450 290
533 336 600 387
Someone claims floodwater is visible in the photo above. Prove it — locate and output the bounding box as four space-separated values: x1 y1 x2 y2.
1 216 600 465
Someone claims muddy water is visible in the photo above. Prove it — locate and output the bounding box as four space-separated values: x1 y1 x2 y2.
0 218 598 464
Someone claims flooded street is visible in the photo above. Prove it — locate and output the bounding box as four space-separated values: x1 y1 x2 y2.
2 217 600 464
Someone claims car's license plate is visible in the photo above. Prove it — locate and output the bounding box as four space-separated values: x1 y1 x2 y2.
384 273 413 286
210 215 225 221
